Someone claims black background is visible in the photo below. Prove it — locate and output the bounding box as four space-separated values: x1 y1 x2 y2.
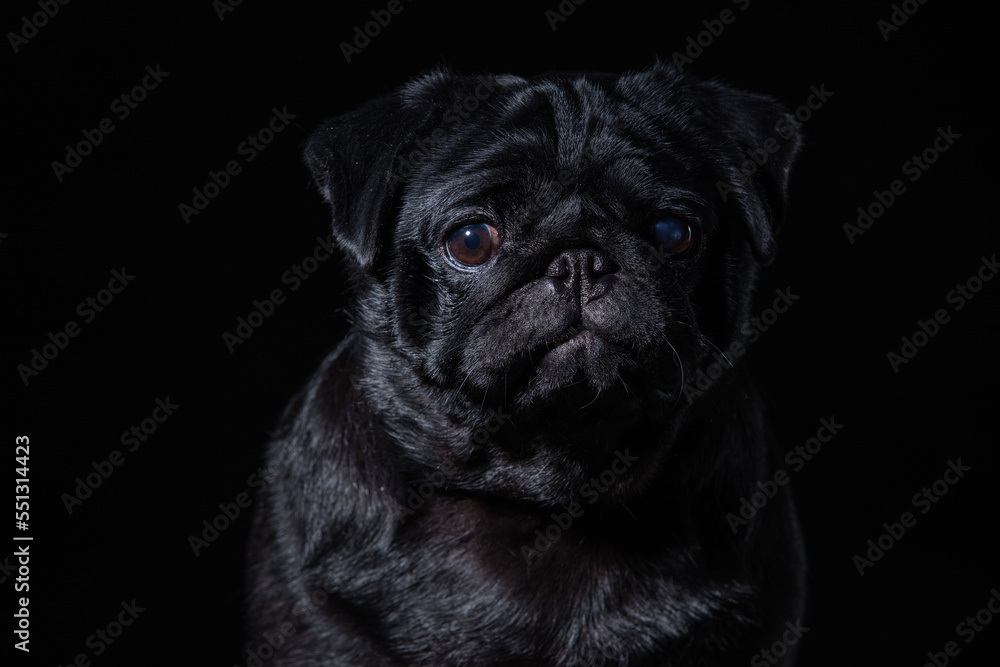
4 1 997 665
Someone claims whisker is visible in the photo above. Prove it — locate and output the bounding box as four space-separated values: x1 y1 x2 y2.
699 334 733 368
663 338 685 413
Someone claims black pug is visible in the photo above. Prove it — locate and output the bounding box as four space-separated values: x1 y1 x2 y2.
246 63 806 666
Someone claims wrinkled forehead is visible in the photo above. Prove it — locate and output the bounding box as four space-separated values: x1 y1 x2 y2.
401 74 715 228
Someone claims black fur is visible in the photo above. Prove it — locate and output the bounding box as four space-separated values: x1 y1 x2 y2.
246 63 805 666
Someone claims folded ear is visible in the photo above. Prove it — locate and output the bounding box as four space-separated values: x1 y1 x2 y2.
695 78 803 265
303 69 467 270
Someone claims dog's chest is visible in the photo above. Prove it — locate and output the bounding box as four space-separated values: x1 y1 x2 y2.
365 497 752 665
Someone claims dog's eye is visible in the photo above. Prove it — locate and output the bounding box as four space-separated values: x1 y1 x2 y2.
445 222 500 267
651 217 694 257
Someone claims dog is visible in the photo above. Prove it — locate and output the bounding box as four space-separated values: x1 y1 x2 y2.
245 62 806 666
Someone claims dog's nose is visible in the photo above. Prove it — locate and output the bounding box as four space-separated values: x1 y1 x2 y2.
545 249 615 279
544 249 617 302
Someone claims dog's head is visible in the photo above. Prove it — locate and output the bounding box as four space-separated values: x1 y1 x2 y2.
305 64 801 504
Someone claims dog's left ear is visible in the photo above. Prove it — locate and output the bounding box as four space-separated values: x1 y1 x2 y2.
304 69 466 271
692 77 803 265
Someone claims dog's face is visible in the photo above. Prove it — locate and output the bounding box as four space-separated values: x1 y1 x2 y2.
305 65 800 504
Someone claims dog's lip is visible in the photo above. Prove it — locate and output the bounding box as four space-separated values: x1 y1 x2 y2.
556 330 599 347
539 330 603 362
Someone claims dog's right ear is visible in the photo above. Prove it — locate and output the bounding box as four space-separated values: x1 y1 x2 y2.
304 69 462 270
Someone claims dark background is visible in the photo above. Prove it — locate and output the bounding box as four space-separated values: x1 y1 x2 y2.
4 1 997 665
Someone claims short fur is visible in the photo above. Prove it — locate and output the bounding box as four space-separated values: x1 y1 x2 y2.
246 63 805 666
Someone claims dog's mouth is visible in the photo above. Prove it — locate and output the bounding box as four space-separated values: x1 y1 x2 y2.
512 329 640 409
537 330 603 365
524 328 620 380
457 299 689 425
